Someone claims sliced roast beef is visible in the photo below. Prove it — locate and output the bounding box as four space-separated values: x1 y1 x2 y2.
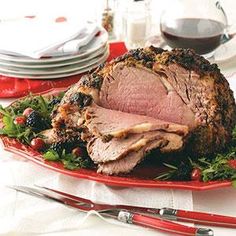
50 46 236 175
88 131 165 163
96 132 186 174
97 139 165 175
87 130 185 164
84 104 188 140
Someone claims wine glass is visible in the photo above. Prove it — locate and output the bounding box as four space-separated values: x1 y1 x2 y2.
160 0 228 58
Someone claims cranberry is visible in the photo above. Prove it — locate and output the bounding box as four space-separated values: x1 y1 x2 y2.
23 107 34 117
14 116 26 125
30 138 45 151
228 160 236 169
72 147 84 157
191 168 202 181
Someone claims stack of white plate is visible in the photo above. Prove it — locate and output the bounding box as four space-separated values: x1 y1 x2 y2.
0 26 109 79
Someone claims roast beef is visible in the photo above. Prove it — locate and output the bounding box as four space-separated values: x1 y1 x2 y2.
84 103 188 141
87 132 166 163
87 130 186 163
97 139 166 175
50 46 236 175
97 132 186 175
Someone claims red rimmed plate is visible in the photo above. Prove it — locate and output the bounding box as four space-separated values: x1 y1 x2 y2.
0 89 233 191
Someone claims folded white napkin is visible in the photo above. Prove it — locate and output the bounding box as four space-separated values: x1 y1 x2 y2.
47 22 99 57
0 16 99 59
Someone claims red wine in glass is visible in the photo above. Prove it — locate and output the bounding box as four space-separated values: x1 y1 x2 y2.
160 18 225 55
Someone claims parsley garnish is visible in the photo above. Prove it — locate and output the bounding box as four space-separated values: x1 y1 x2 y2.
43 149 91 170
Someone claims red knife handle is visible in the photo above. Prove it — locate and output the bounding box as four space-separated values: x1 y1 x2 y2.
117 211 213 236
175 209 236 228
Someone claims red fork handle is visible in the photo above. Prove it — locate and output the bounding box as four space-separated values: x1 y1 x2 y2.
117 211 213 236
176 209 236 228
159 208 236 228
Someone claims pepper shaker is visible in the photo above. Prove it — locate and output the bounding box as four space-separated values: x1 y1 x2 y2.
102 0 115 39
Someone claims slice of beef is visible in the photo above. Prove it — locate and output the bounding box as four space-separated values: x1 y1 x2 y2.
87 132 165 163
87 131 185 164
97 131 186 175
84 103 188 141
97 139 165 175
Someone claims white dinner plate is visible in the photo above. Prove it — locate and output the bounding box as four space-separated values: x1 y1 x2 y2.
0 44 108 69
0 48 109 76
0 49 109 79
0 25 108 64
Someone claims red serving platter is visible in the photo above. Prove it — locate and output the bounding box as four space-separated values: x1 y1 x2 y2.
0 135 232 190
0 90 233 191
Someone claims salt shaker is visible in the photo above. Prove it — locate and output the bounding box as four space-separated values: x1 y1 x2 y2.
123 0 151 49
